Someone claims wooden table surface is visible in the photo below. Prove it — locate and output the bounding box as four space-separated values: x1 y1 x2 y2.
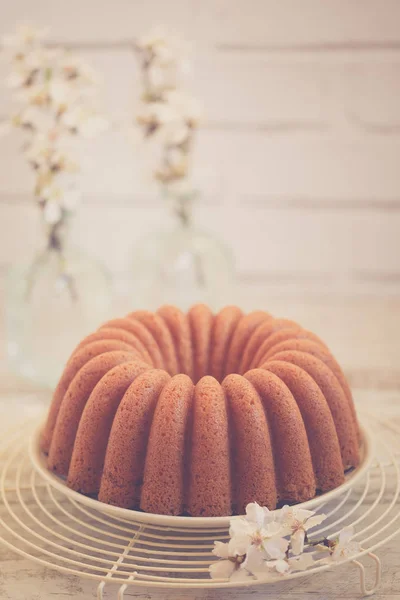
0 295 399 600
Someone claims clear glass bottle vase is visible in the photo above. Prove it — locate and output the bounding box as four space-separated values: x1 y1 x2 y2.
130 189 235 310
5 213 112 388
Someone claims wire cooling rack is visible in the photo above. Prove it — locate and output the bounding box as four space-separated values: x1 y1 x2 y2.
0 410 399 598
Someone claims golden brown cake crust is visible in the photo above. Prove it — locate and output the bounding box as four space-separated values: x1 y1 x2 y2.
210 306 243 382
141 374 194 515
101 317 162 368
244 368 316 503
186 376 231 516
187 304 213 383
224 310 270 377
157 305 194 379
67 360 150 495
239 318 299 374
263 360 345 492
74 327 152 361
222 374 277 512
270 350 360 469
264 337 360 440
99 369 171 508
41 339 135 454
42 304 361 518
128 310 179 375
48 350 134 476
253 328 328 368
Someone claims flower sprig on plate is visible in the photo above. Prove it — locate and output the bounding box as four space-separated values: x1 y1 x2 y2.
134 27 202 208
1 24 108 227
210 503 361 582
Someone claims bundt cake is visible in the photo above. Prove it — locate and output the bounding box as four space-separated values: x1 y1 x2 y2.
40 304 360 517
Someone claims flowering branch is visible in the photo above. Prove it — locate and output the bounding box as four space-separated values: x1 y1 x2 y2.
134 27 202 207
1 24 108 235
210 503 361 582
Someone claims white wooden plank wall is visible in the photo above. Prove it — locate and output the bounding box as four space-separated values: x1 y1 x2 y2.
0 0 400 295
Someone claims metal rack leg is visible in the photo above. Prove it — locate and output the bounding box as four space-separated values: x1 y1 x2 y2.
97 581 105 599
352 553 382 597
96 526 142 599
96 576 136 600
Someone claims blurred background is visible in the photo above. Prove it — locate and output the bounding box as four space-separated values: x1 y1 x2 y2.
0 0 399 391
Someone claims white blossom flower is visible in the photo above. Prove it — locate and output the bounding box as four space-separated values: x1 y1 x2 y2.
18 106 54 132
245 502 275 528
147 63 176 93
60 106 83 131
20 84 48 107
138 91 200 129
212 540 230 560
155 152 188 184
209 559 253 582
5 71 27 89
279 506 326 555
24 135 51 164
43 197 63 224
167 123 191 146
228 504 289 561
41 181 62 200
137 101 191 147
163 89 203 125
288 552 315 571
40 181 77 221
241 543 264 569
48 79 76 105
136 27 186 65
265 552 315 576
137 101 176 128
326 526 361 562
209 558 237 580
263 535 290 560
59 54 99 86
210 542 252 581
212 508 289 582
24 136 77 173
23 47 52 70
61 106 108 137
265 558 290 575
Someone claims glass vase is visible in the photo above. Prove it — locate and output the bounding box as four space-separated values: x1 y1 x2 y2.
130 190 235 311
5 214 112 388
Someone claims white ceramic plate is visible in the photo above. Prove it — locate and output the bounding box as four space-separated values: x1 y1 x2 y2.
29 422 374 530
